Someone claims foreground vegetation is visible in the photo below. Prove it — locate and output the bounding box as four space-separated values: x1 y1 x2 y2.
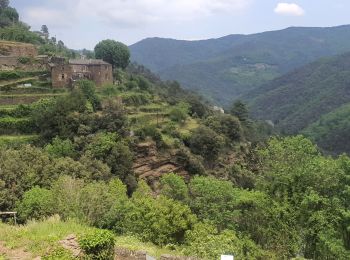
0 64 350 259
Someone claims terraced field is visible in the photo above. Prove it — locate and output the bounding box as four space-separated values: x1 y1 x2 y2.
0 72 66 147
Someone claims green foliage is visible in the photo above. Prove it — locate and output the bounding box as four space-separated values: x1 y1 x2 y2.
122 181 197 245
17 56 31 64
78 229 115 260
160 173 188 202
188 126 223 164
184 222 264 260
230 100 249 122
0 116 34 134
169 102 189 123
0 24 44 44
248 52 350 152
204 114 243 141
131 25 350 105
0 70 21 80
44 137 76 158
95 39 130 69
16 187 55 222
77 80 101 111
188 176 238 230
302 103 350 154
0 4 19 28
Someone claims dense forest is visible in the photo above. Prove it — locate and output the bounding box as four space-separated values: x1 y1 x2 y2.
1 1 350 259
130 25 350 105
245 52 350 154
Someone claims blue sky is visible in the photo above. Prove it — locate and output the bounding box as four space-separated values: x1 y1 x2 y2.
11 0 350 50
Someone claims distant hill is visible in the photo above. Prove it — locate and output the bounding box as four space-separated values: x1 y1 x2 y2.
130 25 350 105
244 52 350 154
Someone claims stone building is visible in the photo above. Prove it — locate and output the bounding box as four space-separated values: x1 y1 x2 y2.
51 59 113 88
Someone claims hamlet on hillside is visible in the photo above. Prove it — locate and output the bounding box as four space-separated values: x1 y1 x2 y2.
0 40 113 88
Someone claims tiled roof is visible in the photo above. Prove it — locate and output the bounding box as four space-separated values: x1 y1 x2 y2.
69 59 111 65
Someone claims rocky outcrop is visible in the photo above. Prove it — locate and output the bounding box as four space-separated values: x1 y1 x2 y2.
133 142 189 188
0 41 37 57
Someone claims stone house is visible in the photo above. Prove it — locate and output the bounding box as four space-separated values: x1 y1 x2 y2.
51 59 113 88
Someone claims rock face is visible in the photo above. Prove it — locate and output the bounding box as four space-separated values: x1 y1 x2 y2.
0 41 38 57
133 142 189 188
59 234 82 258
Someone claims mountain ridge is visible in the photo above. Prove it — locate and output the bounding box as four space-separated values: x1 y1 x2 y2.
130 24 350 105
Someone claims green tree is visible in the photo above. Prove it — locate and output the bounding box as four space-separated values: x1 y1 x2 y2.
184 222 264 260
77 80 101 111
189 176 238 231
17 187 55 222
169 102 190 123
188 126 223 165
205 114 243 141
41 24 48 34
122 180 196 245
160 173 188 202
95 39 130 69
44 137 76 158
230 100 249 122
0 0 9 9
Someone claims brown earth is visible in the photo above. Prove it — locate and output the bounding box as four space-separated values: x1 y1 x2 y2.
0 241 41 260
133 142 189 189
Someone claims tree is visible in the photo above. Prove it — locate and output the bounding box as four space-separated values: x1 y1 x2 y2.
122 180 197 245
0 0 9 10
184 222 264 260
94 39 130 69
41 24 48 34
230 100 249 122
169 102 190 123
188 126 223 165
160 173 189 202
17 187 55 222
188 176 239 230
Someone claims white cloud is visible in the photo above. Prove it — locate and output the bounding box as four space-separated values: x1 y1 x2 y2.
274 3 305 16
23 0 252 29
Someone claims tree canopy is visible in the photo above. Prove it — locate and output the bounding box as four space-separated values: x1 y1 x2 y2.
94 39 130 69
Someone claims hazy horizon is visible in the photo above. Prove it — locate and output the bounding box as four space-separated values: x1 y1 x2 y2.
12 0 350 49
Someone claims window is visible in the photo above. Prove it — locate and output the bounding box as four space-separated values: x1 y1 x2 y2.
61 74 65 80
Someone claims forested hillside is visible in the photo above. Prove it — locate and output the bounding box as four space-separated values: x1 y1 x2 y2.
2 1 350 259
245 52 350 154
130 25 350 105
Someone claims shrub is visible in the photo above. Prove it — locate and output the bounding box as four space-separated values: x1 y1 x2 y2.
160 173 189 202
16 187 55 222
0 71 21 80
184 222 263 260
44 137 76 158
169 102 190 123
18 56 31 64
79 229 115 260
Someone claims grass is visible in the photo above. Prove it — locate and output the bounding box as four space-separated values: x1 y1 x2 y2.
0 217 184 259
0 93 65 98
0 135 38 147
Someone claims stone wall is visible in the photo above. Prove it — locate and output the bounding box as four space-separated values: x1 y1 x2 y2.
89 64 113 87
0 41 37 57
51 64 73 88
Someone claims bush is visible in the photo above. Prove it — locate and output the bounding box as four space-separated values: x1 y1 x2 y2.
160 173 189 201
169 102 190 123
18 56 31 64
16 187 55 222
184 222 264 260
0 71 21 80
79 229 115 260
0 117 35 134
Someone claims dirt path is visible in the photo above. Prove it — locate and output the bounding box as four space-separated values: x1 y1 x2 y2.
0 241 40 260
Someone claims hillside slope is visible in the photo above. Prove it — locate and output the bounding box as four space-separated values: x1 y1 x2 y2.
245 52 350 153
130 25 350 105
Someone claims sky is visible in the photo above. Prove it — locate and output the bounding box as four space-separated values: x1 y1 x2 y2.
11 0 350 50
